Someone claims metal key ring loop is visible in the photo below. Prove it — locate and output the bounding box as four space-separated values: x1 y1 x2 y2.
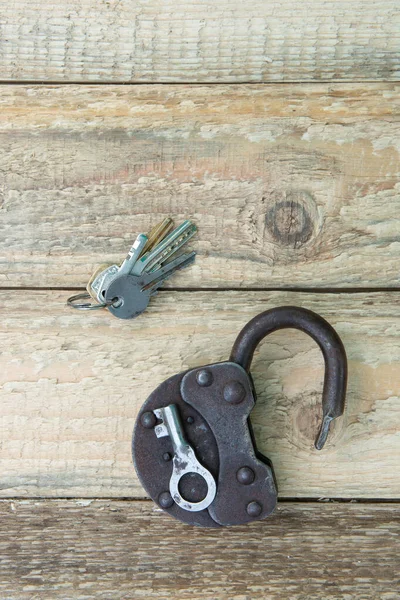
67 292 114 310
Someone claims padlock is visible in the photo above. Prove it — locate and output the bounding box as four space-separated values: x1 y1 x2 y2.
133 306 347 527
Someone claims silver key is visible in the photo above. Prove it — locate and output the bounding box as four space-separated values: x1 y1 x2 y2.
104 251 196 319
140 251 196 294
154 404 216 512
90 264 119 302
91 234 148 302
118 233 148 276
131 220 197 276
105 275 151 320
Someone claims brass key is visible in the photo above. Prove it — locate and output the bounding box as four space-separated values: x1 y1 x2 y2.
140 217 174 256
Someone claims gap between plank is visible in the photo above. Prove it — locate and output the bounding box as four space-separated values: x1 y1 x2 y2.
0 79 394 86
2 286 400 294
0 497 399 503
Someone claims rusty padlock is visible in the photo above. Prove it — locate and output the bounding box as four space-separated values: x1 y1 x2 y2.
133 306 347 527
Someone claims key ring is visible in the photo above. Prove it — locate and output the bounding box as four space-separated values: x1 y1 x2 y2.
67 292 116 310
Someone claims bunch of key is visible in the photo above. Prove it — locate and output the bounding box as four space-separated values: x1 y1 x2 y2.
68 218 197 319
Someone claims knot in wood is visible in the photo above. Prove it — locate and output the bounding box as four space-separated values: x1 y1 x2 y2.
265 191 316 249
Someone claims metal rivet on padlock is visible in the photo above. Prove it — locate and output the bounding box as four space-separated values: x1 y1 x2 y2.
132 306 347 528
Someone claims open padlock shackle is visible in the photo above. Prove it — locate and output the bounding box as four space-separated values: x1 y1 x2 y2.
230 306 347 450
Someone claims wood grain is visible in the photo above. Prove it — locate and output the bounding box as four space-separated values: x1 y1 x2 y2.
0 499 398 600
1 289 400 498
0 84 399 288
1 1 399 83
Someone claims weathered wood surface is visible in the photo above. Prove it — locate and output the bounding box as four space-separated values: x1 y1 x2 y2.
1 1 399 83
0 84 399 288
0 499 398 600
1 289 400 498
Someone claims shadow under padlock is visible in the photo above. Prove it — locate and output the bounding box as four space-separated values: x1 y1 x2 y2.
133 306 348 528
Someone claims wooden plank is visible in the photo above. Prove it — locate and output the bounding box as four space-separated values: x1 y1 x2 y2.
1 1 399 83
0 84 399 288
1 289 400 498
0 499 398 600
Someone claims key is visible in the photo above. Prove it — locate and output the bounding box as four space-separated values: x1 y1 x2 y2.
132 220 197 276
118 233 148 276
104 274 151 319
141 217 174 256
153 404 216 512
90 233 148 303
140 251 196 294
144 220 197 274
89 264 119 302
104 251 196 319
87 263 113 301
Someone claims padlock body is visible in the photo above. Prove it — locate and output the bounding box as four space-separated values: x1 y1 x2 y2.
133 362 277 527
